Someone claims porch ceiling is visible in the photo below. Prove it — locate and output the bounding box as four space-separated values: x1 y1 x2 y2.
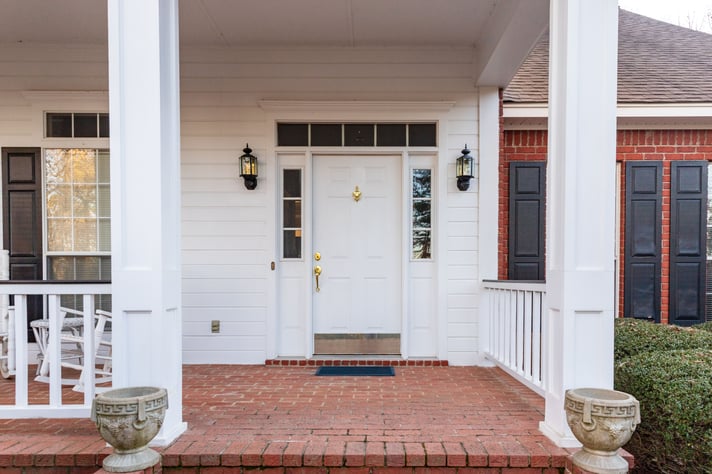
0 0 549 86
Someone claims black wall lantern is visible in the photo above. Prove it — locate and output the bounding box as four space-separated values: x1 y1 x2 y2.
456 145 474 191
239 144 258 190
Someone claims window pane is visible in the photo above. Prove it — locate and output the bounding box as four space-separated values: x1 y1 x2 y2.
413 201 431 228
413 169 431 197
408 123 437 146
74 219 97 251
46 184 72 217
47 219 73 251
344 124 374 146
74 113 98 138
99 114 110 138
100 257 112 280
46 113 72 137
72 149 97 183
76 257 100 280
283 200 302 228
45 149 72 184
99 219 111 252
283 169 301 198
377 124 406 146
311 124 342 146
48 256 75 280
98 151 110 182
278 123 308 146
98 184 110 217
413 230 432 259
283 230 302 259
73 185 97 217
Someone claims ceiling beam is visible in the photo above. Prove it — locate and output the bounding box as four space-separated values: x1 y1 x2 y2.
475 0 549 87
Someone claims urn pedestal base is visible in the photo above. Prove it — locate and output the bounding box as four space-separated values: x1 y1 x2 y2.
103 447 161 473
572 447 630 474
564 388 639 474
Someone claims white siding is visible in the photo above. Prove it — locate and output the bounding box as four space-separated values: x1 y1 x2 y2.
0 43 486 365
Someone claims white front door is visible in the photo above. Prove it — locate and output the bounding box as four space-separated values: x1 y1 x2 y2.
312 155 401 353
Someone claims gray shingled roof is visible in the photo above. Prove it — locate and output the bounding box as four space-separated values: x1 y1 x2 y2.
504 9 712 104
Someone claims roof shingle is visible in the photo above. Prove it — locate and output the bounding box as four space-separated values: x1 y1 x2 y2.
504 9 712 104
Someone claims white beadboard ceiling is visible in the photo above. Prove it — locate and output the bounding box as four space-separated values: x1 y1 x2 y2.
0 0 499 47
0 0 549 86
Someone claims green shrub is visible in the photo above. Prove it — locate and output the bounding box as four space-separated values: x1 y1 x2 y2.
615 349 712 473
693 321 712 333
614 318 712 360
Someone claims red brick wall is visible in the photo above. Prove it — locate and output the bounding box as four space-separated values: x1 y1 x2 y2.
499 130 548 280
617 130 712 323
499 129 712 322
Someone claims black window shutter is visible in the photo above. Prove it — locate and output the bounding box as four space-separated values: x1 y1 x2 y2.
508 162 546 280
2 148 44 338
669 161 707 326
624 162 662 322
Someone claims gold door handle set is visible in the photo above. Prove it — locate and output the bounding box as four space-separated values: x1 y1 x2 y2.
313 252 321 292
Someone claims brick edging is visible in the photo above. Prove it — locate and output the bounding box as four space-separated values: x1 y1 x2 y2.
264 359 449 367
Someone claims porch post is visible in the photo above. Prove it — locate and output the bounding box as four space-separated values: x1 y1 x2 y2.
108 0 186 444
540 0 619 446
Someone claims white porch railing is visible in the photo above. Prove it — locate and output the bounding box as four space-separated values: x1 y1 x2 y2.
0 281 112 418
481 280 547 395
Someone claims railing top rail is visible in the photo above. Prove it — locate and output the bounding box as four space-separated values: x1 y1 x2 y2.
0 281 111 295
482 279 546 292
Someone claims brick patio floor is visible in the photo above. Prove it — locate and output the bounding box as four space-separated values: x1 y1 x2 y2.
0 364 596 473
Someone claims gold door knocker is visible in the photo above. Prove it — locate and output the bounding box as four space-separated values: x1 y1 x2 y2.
352 186 362 202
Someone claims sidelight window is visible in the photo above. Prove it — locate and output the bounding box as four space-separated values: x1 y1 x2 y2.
411 169 432 259
282 169 303 259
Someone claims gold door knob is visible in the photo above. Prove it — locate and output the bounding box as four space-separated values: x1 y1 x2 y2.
314 265 322 292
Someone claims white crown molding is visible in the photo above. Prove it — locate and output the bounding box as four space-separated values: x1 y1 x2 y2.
21 90 108 104
258 100 456 113
504 102 712 119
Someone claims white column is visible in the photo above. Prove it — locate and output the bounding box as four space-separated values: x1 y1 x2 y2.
478 87 501 281
108 0 186 444
540 0 619 446
478 87 500 362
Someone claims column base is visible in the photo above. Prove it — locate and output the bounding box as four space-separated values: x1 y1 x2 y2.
539 420 582 448
150 421 187 447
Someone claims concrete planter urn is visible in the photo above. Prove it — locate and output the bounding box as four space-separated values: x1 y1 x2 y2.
91 386 168 473
565 387 640 474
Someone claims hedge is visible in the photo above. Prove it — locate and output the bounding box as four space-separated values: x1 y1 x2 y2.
615 349 712 473
614 318 712 360
693 321 712 332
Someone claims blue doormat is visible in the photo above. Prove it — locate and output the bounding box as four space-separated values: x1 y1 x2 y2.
315 366 395 376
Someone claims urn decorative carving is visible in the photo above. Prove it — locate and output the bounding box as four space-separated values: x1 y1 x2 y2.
91 386 168 472
565 388 640 474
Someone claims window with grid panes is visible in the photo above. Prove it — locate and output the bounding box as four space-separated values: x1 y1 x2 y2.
45 148 111 310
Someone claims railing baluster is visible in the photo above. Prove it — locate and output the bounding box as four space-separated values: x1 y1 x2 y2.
532 293 546 388
82 294 96 403
13 296 28 407
523 290 533 381
48 294 62 406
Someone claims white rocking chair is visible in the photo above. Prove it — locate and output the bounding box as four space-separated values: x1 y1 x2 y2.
59 309 112 391
34 307 112 391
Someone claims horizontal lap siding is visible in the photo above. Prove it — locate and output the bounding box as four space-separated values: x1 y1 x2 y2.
445 105 479 365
